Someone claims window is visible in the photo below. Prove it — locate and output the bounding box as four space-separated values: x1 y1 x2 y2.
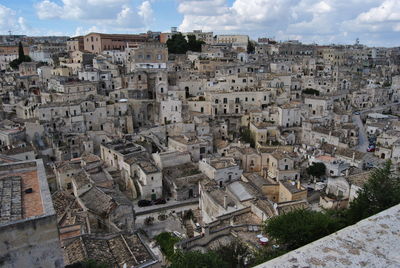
223 98 227 104
67 183 72 189
215 99 219 104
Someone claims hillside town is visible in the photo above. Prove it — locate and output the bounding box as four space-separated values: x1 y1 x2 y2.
1 29 400 267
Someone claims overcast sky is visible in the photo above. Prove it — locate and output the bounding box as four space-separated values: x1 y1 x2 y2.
0 0 399 47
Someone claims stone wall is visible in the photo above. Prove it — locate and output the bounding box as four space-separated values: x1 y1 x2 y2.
0 215 64 268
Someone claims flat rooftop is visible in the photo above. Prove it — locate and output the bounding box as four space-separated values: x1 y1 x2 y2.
164 162 201 179
209 158 237 169
0 160 54 226
169 135 203 145
256 204 400 268
103 141 145 156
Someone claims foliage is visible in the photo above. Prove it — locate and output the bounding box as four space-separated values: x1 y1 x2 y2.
154 232 181 261
264 209 342 250
249 248 288 266
187 35 205 52
183 209 194 221
167 33 205 54
169 250 226 268
214 240 253 268
256 161 400 262
346 161 400 224
240 127 255 148
9 41 31 69
247 41 255 54
302 88 320 96
306 162 326 178
144 216 154 226
167 33 189 54
18 41 24 59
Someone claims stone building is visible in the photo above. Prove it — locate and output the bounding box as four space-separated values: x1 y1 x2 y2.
0 159 64 267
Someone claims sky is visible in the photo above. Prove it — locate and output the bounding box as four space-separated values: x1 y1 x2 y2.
0 0 399 47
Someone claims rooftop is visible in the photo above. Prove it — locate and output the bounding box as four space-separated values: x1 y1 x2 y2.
280 180 306 194
63 233 156 267
103 141 145 156
0 160 54 226
125 156 159 174
169 135 203 145
227 181 257 202
208 158 237 169
164 162 201 179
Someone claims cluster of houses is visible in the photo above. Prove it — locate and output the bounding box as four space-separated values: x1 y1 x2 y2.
0 30 400 267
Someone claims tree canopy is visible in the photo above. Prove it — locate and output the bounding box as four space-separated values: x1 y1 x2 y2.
247 41 255 54
166 33 205 54
263 160 400 253
169 250 226 268
214 241 252 268
264 209 342 250
346 161 400 224
240 127 255 148
9 41 32 69
307 162 326 178
302 88 320 96
154 232 180 261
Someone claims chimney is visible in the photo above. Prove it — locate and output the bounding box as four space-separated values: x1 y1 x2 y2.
223 195 228 209
297 179 301 190
352 152 355 162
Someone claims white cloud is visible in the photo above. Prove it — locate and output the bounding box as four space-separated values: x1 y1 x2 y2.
138 1 154 25
35 0 154 32
356 0 400 23
35 0 64 19
177 0 400 46
0 4 32 34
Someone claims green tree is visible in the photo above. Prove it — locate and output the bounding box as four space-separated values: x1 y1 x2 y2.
347 161 400 224
307 162 326 179
302 88 320 96
169 250 226 268
166 33 189 54
264 209 341 250
214 240 252 268
247 41 255 54
18 41 25 59
9 41 32 69
154 232 180 261
187 35 205 52
249 248 287 266
240 127 255 148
